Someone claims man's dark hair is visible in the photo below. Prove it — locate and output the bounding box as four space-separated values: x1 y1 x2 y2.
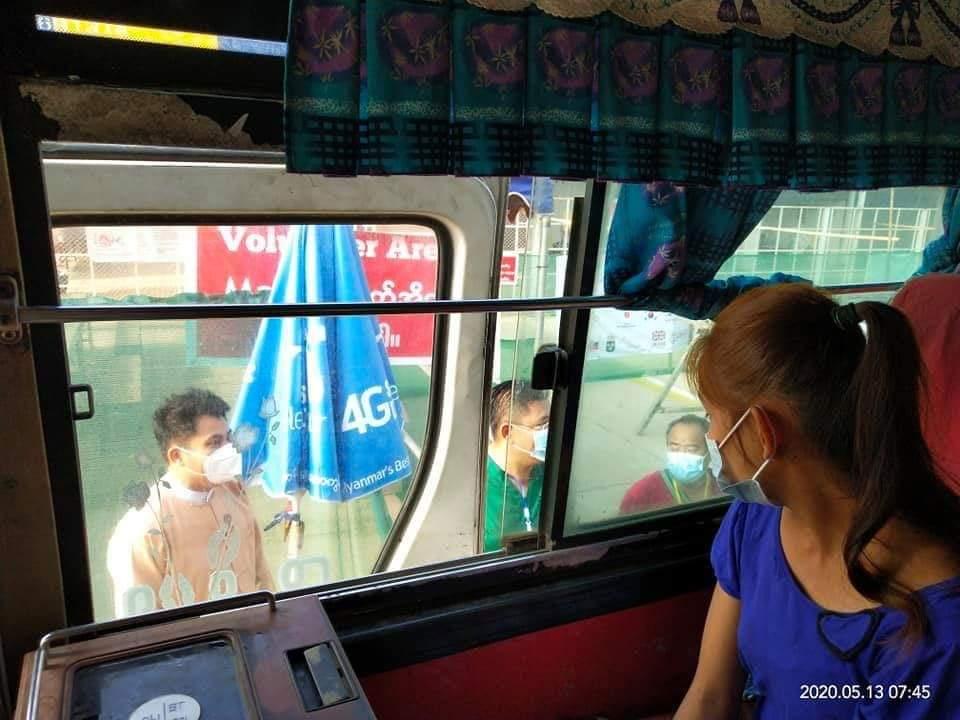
489 380 548 438
153 388 230 453
666 414 709 439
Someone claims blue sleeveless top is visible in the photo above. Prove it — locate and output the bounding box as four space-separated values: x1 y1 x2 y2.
711 501 960 719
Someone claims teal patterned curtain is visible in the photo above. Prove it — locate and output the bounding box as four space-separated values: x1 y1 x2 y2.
603 181 808 317
285 0 960 189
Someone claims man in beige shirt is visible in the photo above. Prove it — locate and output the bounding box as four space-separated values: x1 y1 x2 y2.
107 388 274 617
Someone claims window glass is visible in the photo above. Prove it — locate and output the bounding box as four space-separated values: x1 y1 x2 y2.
483 179 582 553
719 188 946 285
55 223 439 619
564 184 945 535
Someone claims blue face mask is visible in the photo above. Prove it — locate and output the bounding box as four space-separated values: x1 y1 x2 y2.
707 408 775 505
515 425 549 463
665 451 706 485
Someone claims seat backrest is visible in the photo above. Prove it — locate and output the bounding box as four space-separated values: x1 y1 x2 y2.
892 274 960 494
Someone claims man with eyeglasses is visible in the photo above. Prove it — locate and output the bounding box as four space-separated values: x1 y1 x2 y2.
484 380 550 552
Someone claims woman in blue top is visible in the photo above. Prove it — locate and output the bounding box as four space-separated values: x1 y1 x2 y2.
674 284 960 720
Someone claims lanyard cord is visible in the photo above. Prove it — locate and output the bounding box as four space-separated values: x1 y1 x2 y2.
503 472 534 533
665 472 711 504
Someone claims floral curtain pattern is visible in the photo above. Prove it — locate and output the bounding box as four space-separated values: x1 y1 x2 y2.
285 0 960 189
603 181 809 316
458 0 960 68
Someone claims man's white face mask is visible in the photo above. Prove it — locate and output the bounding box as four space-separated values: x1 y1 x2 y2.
178 443 243 485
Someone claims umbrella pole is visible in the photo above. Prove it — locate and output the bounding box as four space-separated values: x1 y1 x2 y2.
285 493 304 560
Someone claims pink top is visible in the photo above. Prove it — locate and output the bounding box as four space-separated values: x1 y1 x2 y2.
620 471 677 514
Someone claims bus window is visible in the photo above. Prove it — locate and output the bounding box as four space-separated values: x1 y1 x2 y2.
485 180 581 553
564 183 947 533
494 179 581 380
54 222 440 620
717 187 946 286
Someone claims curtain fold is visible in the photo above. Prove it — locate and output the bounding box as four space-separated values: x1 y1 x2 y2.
619 272 809 320
603 182 807 317
285 0 960 189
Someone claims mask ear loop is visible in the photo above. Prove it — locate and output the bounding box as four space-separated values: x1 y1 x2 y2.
173 445 212 477
751 457 773 480
752 405 779 465
718 407 777 475
717 407 753 449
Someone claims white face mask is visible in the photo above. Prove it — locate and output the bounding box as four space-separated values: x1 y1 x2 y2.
708 408 775 506
514 425 549 463
178 443 243 485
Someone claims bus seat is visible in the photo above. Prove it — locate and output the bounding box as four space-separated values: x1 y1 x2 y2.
892 274 960 494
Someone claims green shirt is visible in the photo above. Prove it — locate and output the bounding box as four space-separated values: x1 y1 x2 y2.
483 456 543 552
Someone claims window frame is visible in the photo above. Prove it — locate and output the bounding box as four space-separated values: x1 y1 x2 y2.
49 212 453 590
33 155 540 623
545 180 919 547
13 145 917 631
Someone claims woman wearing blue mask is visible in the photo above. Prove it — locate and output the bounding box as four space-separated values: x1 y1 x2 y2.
674 284 960 719
620 415 720 514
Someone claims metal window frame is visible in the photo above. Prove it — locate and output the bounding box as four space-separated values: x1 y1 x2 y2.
541 279 904 551
9 156 457 621
12 173 907 589
26 152 629 618
45 211 460 582
538 183 607 548
2 92 94 635
3 123 917 670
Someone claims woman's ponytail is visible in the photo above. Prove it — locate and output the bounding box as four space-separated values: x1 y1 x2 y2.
843 301 960 645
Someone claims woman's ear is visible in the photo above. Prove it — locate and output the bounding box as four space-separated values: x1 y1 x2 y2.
751 406 780 460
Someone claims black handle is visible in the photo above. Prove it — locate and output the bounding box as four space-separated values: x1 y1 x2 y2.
69 383 95 420
531 344 569 390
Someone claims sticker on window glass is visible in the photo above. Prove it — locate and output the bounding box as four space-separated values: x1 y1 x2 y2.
128 694 201 720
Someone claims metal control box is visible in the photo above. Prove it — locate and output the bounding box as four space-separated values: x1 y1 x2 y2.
15 592 376 720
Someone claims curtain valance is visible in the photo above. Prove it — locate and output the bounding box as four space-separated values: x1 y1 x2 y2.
460 1 960 68
285 0 960 189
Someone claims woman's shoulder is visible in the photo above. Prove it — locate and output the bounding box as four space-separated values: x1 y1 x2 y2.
916 576 960 629
711 501 780 598
717 499 780 541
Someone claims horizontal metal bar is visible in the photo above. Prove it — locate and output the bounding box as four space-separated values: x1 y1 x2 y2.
827 282 902 295
40 141 284 165
17 282 899 325
19 295 627 324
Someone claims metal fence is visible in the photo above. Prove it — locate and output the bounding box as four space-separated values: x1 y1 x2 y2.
719 201 943 286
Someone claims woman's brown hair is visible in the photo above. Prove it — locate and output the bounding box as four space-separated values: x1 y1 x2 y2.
688 282 960 644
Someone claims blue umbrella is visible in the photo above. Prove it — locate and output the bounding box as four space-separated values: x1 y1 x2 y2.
508 177 555 215
231 225 411 505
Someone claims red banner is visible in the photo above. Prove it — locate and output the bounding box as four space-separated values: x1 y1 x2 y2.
195 226 438 364
499 253 518 285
